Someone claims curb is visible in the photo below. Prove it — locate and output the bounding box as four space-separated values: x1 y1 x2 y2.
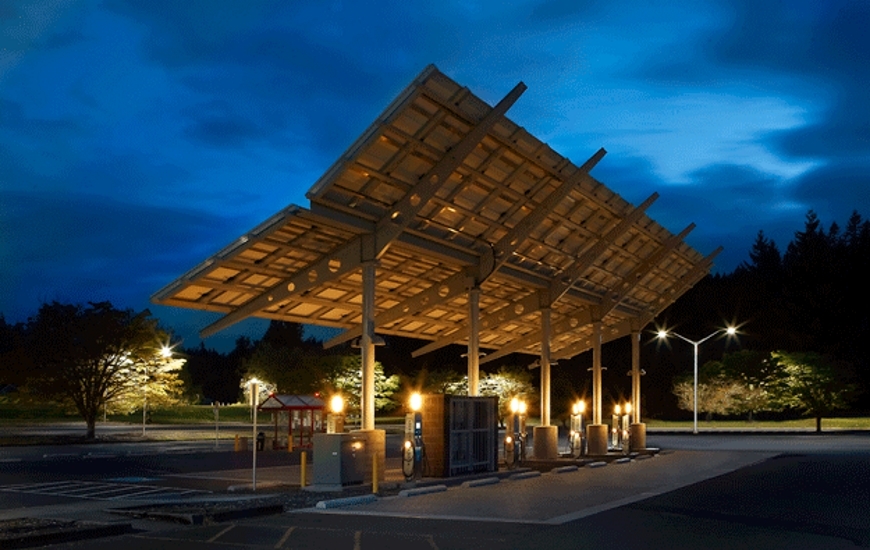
462 477 500 488
398 485 448 497
552 465 579 474
315 494 378 509
587 461 608 468
510 471 542 480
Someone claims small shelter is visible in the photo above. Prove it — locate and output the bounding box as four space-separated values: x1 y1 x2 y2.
258 394 325 450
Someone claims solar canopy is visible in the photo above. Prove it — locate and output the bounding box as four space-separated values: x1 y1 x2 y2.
152 65 718 363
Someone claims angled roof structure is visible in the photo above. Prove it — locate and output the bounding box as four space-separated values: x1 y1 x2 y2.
152 65 719 363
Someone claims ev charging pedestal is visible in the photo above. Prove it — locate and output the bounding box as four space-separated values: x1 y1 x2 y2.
629 423 647 451
533 426 558 459
586 424 609 456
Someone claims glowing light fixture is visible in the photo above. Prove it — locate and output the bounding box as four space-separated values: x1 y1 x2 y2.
410 392 422 412
330 395 344 414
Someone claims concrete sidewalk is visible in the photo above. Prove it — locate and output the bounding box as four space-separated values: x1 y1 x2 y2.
303 450 777 524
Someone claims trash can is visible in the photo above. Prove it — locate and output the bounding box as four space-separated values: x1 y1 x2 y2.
256 431 265 451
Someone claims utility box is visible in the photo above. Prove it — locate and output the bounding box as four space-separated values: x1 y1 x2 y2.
312 433 367 486
421 395 498 477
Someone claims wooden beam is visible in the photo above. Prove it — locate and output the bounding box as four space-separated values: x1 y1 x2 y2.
552 247 722 359
199 81 527 338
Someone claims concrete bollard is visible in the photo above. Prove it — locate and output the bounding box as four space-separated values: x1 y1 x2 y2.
586 424 609 456
630 423 647 451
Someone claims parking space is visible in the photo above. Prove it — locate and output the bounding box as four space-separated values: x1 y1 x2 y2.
0 480 210 501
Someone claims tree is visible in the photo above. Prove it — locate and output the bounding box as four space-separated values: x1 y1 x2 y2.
240 337 330 396
672 374 742 420
111 348 185 416
419 365 535 425
182 339 249 404
769 351 855 432
718 350 783 420
416 367 466 395
26 301 177 439
0 315 31 389
320 355 400 414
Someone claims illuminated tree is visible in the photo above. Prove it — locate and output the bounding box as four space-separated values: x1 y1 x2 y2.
320 355 400 413
716 350 783 420
111 350 185 416
769 351 855 432
27 302 179 439
672 374 742 420
422 365 534 425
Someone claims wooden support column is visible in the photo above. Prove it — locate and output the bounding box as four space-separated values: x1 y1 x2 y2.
468 286 480 396
361 261 376 431
534 305 558 459
629 324 647 451
586 315 608 455
540 307 551 426
592 317 603 425
631 328 641 424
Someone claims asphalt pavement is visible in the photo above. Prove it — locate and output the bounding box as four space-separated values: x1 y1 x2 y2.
2 429 869 549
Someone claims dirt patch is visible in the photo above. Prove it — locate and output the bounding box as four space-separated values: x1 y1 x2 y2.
108 484 401 524
0 517 133 548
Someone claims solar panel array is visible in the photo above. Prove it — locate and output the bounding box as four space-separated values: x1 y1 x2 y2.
153 65 717 361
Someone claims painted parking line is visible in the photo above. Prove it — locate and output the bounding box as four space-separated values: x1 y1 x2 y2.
0 480 210 501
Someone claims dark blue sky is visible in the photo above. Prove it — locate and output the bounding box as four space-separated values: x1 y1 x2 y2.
2 1 868 351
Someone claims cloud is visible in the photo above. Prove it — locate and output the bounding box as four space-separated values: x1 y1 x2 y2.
703 1 870 164
0 190 249 322
788 162 870 222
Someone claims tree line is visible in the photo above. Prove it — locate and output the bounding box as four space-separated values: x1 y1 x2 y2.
652 210 870 424
2 209 867 435
0 306 535 438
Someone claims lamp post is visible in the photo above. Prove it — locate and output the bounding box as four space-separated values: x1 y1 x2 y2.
657 327 736 434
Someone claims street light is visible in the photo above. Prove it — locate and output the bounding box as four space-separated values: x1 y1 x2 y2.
657 326 737 434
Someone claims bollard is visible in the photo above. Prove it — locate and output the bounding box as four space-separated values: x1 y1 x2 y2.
372 453 378 494
234 434 240 452
300 451 307 488
288 437 293 452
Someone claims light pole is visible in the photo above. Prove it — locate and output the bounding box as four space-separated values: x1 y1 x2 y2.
657 326 736 434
